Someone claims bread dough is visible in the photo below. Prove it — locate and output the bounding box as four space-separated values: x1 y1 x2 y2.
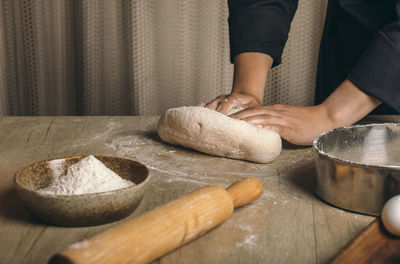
157 106 282 163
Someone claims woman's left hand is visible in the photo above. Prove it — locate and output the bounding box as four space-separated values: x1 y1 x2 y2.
230 104 335 145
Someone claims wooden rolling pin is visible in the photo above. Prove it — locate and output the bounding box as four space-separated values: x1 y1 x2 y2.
330 218 400 264
49 177 263 264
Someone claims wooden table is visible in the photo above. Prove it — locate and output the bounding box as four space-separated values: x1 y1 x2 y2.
0 115 398 264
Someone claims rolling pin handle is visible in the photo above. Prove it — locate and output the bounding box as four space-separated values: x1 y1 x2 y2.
226 177 263 208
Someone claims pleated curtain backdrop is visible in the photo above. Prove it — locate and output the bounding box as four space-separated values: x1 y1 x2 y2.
0 0 327 116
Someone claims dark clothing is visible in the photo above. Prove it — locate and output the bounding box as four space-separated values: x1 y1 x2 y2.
228 0 400 114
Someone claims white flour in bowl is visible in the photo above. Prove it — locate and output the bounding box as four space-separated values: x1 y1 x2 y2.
38 155 134 195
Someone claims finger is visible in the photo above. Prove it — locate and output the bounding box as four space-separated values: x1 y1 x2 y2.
252 123 291 143
265 125 305 145
241 114 289 128
218 95 252 115
262 124 287 137
206 100 220 111
231 107 281 120
258 123 307 146
229 108 258 119
205 94 228 110
217 99 237 115
199 102 207 107
216 94 227 101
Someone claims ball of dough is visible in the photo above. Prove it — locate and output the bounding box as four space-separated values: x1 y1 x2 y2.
382 194 400 236
157 106 282 163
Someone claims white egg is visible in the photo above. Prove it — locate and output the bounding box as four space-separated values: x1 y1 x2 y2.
381 194 400 236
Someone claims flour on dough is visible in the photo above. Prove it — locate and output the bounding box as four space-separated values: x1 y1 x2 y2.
157 106 282 163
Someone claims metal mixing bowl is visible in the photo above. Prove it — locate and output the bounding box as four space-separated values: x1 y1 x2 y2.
313 123 400 216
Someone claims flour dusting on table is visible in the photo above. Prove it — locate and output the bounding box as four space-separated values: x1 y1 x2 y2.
39 155 134 195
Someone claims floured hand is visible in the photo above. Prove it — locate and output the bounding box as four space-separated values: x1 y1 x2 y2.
230 80 381 145
230 104 336 146
200 92 261 115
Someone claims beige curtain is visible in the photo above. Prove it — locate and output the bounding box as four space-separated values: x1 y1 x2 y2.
0 0 327 116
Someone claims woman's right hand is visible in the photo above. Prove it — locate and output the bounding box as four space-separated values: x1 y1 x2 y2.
200 52 272 115
200 92 262 115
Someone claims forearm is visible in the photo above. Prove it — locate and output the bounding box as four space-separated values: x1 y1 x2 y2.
230 79 382 145
232 52 273 104
321 79 381 127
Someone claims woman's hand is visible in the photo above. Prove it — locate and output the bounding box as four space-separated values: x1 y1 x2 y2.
231 79 381 145
200 92 262 115
201 52 273 114
230 104 334 145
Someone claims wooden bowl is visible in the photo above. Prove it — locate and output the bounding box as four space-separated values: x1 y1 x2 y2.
14 155 150 227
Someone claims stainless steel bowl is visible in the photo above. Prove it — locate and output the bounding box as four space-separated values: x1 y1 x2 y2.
313 123 400 216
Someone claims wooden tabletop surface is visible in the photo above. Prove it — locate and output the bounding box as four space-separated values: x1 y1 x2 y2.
0 115 399 264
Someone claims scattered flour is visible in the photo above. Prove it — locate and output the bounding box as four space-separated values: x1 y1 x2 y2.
39 155 134 195
236 234 257 247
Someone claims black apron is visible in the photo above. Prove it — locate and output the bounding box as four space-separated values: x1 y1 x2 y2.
316 0 399 114
228 0 400 114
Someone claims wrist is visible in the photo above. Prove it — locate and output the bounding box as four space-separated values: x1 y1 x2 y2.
320 79 381 128
232 52 273 105
316 103 338 129
230 89 263 106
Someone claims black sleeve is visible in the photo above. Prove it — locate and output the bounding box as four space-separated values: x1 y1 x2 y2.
347 1 400 112
228 0 298 67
